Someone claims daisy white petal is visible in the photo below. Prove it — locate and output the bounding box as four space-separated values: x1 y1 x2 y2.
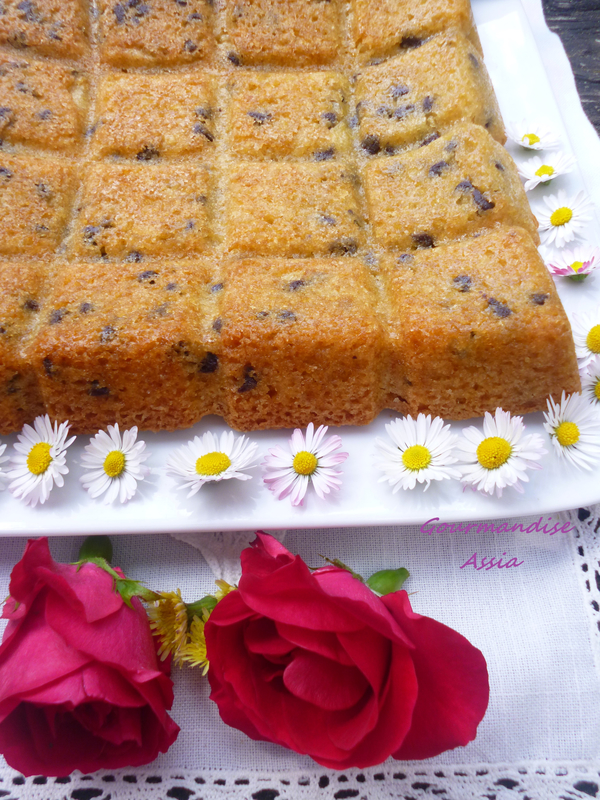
374 414 461 493
518 152 576 191
582 356 600 409
572 305 600 369
535 190 594 248
543 391 600 470
166 430 258 497
506 120 560 150
0 443 8 489
7 414 75 507
456 408 546 498
262 422 348 506
544 244 600 281
80 424 149 504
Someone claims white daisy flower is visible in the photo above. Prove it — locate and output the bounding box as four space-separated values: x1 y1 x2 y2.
517 152 576 191
80 424 150 504
456 408 546 498
506 120 559 150
582 356 600 409
7 415 75 507
543 391 600 470
374 414 461 492
0 442 9 489
535 190 594 248
571 306 600 369
544 244 600 282
167 430 258 498
262 422 348 507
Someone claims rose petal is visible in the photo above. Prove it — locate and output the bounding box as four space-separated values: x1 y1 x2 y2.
244 617 296 657
276 622 355 666
283 650 369 710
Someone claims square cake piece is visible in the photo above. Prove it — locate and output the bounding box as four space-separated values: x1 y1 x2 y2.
356 33 505 154
226 162 365 257
226 71 352 160
220 258 384 430
0 55 88 153
225 0 343 67
363 122 538 250
0 155 78 256
67 163 215 260
0 0 89 59
380 227 581 420
91 72 217 160
0 261 46 433
26 261 225 432
97 0 215 67
351 0 481 63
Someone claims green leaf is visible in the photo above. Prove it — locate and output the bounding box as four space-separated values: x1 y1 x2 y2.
366 568 410 596
78 535 113 564
115 579 160 608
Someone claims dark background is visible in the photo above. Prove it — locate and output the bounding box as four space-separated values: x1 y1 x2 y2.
542 0 600 131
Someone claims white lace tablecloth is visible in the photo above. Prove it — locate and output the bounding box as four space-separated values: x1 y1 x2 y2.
0 506 599 799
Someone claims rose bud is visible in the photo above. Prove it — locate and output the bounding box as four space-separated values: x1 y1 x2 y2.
0 538 180 777
206 532 489 769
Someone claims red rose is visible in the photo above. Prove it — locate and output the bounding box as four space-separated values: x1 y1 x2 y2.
206 533 489 769
0 538 179 776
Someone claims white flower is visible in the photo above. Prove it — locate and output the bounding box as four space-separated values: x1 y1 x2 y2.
506 120 559 150
167 430 258 497
80 424 149 504
544 244 600 282
262 422 348 506
7 415 75 507
518 152 576 191
582 356 600 409
572 306 600 369
0 442 8 489
535 190 593 248
456 408 546 498
543 391 600 470
374 414 461 492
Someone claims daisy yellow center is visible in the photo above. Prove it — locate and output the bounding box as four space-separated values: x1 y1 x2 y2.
293 451 318 475
103 450 125 478
535 164 555 178
571 261 584 273
550 207 573 227
522 133 540 146
196 452 231 476
594 380 600 402
26 442 52 475
555 421 580 447
476 437 512 470
586 324 600 354
402 444 432 471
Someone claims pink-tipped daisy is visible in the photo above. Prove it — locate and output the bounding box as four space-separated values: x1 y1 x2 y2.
262 422 348 506
544 245 600 282
582 356 600 408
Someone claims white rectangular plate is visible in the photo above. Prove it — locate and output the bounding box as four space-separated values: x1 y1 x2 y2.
2 0 599 535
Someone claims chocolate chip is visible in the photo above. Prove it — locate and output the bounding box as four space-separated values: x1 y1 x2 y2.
227 52 241 66
423 96 433 113
0 107 11 119
37 109 52 121
278 310 296 322
361 134 380 155
149 303 168 317
185 219 195 230
79 302 93 313
314 148 334 161
196 194 207 204
319 214 336 226
472 188 495 211
136 145 159 160
400 36 423 49
495 162 505 171
394 104 415 119
212 317 222 332
453 275 472 292
445 139 458 152
428 160 448 177
193 122 214 141
83 225 102 245
487 297 512 318
321 111 337 127
89 381 110 397
126 250 143 262
238 365 257 393
138 270 158 283
420 132 440 147
385 144 397 155
199 352 218 373
397 253 413 264
531 293 549 305
48 24 62 40
35 181 51 199
16 0 39 22
42 356 54 376
329 238 358 255
210 282 223 293
469 52 479 68
412 233 435 248
256 311 269 319
287 279 305 291
183 39 197 53
0 166 12 180
391 84 409 98
100 325 116 343
23 298 39 311
113 3 126 23
49 308 67 324
247 110 272 125
377 105 392 117
188 11 203 20
165 282 178 291
348 114 358 129
195 106 212 120
455 179 473 193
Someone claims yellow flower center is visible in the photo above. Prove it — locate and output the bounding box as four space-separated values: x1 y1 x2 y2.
103 450 125 478
195 452 231 476
535 164 555 178
522 133 541 146
594 380 600 402
402 444 432 471
26 442 52 475
550 207 573 227
586 324 600 354
571 261 584 273
555 421 580 447
293 451 318 475
476 437 512 470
